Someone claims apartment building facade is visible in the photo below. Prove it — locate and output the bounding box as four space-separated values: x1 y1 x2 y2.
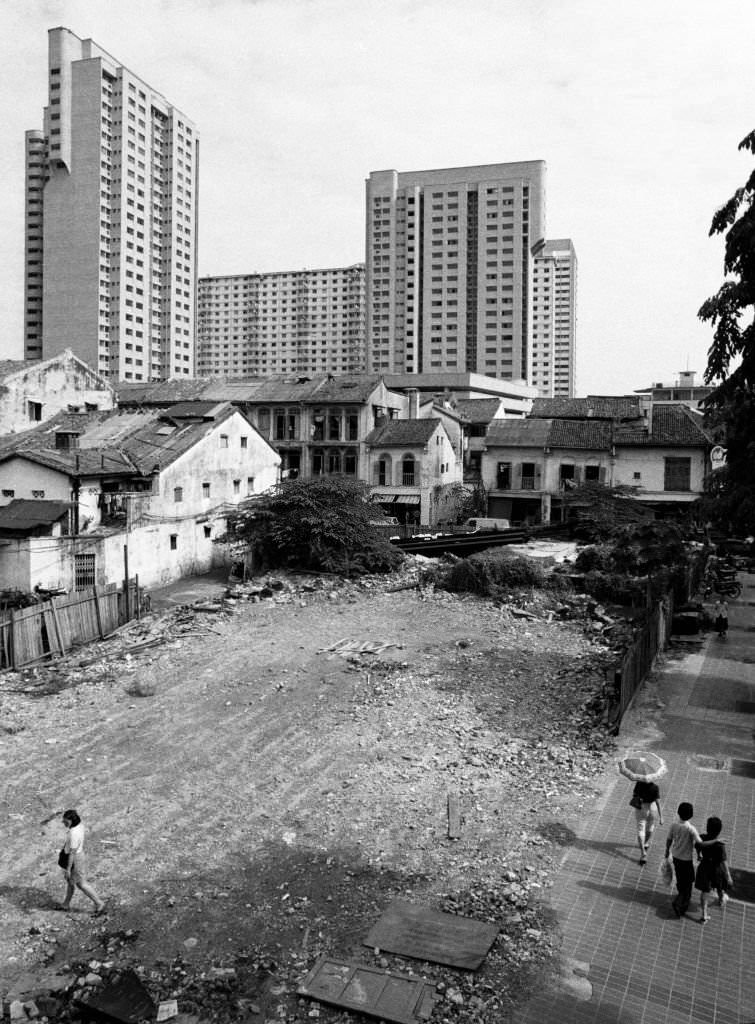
24 27 199 382
529 239 577 398
365 161 546 381
196 265 365 377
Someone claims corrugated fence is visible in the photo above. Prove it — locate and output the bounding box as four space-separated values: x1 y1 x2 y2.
0 581 140 671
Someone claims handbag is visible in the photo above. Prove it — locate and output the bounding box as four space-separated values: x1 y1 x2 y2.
659 857 674 887
58 847 68 869
629 794 643 810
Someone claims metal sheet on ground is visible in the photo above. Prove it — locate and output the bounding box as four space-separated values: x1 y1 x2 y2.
81 969 156 1024
364 899 498 969
298 956 437 1024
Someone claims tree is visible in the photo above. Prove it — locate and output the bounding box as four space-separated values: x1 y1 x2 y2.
561 481 650 542
698 129 755 534
222 476 403 576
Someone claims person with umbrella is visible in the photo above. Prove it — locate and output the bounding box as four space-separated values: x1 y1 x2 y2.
619 753 666 865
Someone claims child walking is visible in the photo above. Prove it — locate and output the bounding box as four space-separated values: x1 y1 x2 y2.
664 802 701 917
695 816 733 923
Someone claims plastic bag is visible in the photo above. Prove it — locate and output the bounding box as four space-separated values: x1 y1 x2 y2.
659 856 674 888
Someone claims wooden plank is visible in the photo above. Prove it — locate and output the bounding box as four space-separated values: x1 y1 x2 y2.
93 586 105 639
50 597 68 655
364 899 498 970
447 792 461 840
298 957 437 1024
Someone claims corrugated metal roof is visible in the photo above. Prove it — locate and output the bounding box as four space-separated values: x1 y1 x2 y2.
365 419 440 446
0 499 72 529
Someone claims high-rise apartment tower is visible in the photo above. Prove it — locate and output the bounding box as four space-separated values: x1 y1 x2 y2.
24 27 199 381
197 265 365 377
365 161 545 380
529 239 578 397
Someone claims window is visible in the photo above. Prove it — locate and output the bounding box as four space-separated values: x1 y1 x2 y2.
402 456 416 486
497 462 511 489
347 413 359 441
28 401 43 422
521 462 536 489
233 479 240 494
633 471 642 480
220 434 229 448
247 476 255 494
344 452 357 475
240 436 248 449
585 465 601 482
559 464 576 489
32 489 45 498
664 457 691 492
202 482 210 498
376 454 392 486
2 489 15 498
74 553 96 591
170 534 178 550
174 486 183 503
327 451 342 474
204 525 212 539
257 408 270 435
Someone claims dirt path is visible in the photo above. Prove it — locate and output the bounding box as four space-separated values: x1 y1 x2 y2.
0 578 617 1020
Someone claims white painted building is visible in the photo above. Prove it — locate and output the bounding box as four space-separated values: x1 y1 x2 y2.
0 403 280 591
0 349 115 435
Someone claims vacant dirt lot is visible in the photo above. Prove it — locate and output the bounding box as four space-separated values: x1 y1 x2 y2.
0 572 619 1022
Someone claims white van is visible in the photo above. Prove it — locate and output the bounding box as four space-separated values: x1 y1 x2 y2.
463 517 510 532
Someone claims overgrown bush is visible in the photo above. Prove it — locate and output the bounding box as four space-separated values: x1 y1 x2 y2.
222 477 403 576
442 549 546 596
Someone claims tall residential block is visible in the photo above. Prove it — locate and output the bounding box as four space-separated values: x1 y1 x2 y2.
365 161 545 381
24 27 199 381
529 239 578 398
197 265 365 377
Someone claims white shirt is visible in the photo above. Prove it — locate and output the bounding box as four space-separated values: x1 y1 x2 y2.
64 822 85 855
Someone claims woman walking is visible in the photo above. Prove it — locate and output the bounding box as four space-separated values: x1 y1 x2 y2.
58 809 106 915
631 779 663 865
695 816 733 923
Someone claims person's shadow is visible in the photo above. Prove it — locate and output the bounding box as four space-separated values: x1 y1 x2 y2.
0 883 73 912
577 878 676 919
537 822 640 864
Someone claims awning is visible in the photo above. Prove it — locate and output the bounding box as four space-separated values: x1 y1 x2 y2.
371 492 398 502
394 495 420 505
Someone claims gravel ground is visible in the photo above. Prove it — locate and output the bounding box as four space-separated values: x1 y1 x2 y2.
0 565 623 1023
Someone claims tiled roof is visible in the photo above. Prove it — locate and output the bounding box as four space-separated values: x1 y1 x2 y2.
615 405 711 447
0 404 249 477
0 499 72 530
530 396 641 419
117 373 384 407
485 418 552 447
365 419 440 446
453 398 503 422
0 358 38 381
547 420 613 449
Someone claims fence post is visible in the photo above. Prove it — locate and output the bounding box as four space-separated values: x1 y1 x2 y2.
50 597 66 656
9 609 16 671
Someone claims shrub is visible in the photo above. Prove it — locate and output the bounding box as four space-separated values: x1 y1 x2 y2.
443 549 545 596
222 477 403 577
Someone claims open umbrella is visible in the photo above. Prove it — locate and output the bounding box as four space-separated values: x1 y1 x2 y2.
618 752 667 783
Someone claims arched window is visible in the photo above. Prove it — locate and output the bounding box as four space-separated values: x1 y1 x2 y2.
402 455 416 486
375 453 392 486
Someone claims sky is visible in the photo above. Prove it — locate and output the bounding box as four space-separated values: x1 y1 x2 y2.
1 0 754 396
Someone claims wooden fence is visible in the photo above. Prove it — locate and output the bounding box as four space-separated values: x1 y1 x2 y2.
0 580 140 671
606 592 674 733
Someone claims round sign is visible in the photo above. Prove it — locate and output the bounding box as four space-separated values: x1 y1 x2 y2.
710 445 727 469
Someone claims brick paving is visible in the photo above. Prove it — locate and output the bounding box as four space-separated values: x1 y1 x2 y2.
514 575 755 1024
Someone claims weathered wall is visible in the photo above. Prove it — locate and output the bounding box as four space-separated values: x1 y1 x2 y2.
0 350 114 434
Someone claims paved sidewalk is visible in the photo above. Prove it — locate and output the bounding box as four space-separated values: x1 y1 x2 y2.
514 575 755 1024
